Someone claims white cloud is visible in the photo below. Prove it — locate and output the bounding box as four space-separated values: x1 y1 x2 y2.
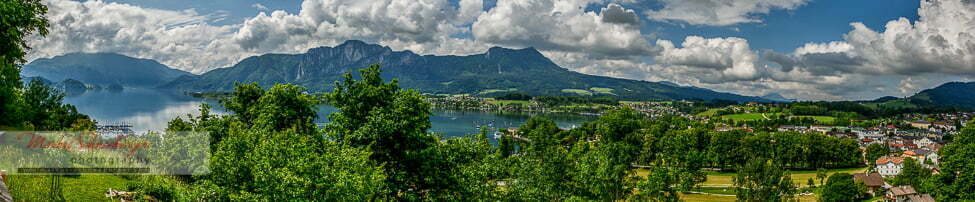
251 3 269 11
28 0 487 74
788 0 975 76
601 3 641 25
471 0 657 58
232 0 485 55
655 36 762 83
644 0 810 26
28 0 247 74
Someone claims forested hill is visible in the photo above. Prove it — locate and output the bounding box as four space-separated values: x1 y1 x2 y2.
22 53 191 87
907 81 975 109
160 40 769 102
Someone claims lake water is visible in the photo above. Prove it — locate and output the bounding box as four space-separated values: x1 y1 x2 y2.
63 88 596 137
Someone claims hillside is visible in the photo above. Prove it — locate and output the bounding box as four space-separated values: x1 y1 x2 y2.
866 81 975 110
908 81 975 109
162 40 768 102
22 53 192 87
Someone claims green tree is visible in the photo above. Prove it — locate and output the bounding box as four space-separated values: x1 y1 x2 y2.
816 168 828 185
570 141 634 200
193 83 387 201
19 79 91 130
924 123 975 200
734 158 798 202
865 144 891 165
819 173 866 202
891 158 931 187
324 64 498 199
0 0 49 126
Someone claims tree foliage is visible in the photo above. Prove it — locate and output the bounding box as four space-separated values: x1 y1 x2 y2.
734 158 798 202
819 173 867 202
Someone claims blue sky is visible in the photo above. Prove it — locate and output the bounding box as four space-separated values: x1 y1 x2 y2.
30 0 975 100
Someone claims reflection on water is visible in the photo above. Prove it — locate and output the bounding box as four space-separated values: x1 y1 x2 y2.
64 88 595 137
63 88 225 132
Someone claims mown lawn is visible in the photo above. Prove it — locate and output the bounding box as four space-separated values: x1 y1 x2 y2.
633 167 867 187
700 167 867 187
720 113 780 121
681 193 818 202
7 175 136 201
794 115 836 123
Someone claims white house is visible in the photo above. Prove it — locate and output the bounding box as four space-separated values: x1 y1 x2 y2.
915 137 934 147
876 156 905 177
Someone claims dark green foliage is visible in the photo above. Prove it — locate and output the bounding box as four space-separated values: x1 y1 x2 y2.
923 124 975 201
907 82 975 109
19 79 91 130
158 82 387 201
734 158 798 202
0 0 49 126
495 93 532 100
0 0 48 65
891 158 931 187
865 144 890 165
323 64 499 199
819 173 866 202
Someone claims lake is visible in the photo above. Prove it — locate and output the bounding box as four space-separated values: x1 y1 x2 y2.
63 88 596 137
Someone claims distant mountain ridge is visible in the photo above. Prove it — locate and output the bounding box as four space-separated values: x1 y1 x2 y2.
761 93 796 103
161 40 769 102
22 53 192 87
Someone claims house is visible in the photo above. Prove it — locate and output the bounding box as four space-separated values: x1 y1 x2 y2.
932 121 955 131
915 137 934 147
876 156 905 177
778 125 807 132
907 194 936 202
853 173 888 196
909 120 931 129
885 185 935 202
811 125 833 133
903 149 939 165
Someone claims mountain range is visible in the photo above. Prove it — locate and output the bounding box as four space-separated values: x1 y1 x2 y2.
157 40 768 102
22 53 191 87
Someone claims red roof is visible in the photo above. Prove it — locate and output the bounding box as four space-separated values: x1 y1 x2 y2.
877 156 904 165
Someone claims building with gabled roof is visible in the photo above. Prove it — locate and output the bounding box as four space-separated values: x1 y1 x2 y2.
876 156 905 177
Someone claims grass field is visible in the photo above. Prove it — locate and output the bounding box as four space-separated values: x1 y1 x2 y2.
699 167 867 187
794 115 836 123
697 108 723 117
633 167 867 187
478 88 518 95
720 113 780 121
863 99 918 109
561 89 594 96
7 175 136 201
588 87 616 95
681 193 818 202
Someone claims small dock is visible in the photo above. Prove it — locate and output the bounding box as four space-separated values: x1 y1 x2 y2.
96 121 136 136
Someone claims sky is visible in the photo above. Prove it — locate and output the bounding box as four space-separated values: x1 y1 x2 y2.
24 0 975 101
